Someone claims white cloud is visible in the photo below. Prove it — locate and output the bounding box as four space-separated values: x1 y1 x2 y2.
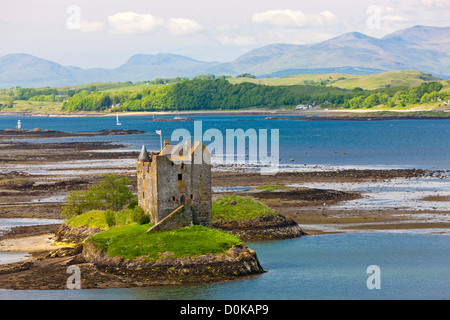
252 9 337 28
108 12 164 34
167 18 202 35
382 15 407 22
421 0 450 7
80 20 105 33
216 35 256 46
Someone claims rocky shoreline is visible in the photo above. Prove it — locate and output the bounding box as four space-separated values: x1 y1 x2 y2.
0 128 145 140
266 114 450 121
213 214 306 241
82 241 264 285
146 118 195 122
54 223 104 244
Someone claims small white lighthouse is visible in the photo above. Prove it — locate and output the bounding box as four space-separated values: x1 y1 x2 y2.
16 120 21 129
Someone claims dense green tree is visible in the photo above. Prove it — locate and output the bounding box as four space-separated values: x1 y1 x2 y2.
60 174 133 218
60 79 448 112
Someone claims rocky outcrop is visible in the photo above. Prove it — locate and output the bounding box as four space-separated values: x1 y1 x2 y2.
54 223 103 244
82 242 265 285
213 214 306 241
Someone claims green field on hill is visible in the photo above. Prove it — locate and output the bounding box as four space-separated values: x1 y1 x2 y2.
228 70 444 90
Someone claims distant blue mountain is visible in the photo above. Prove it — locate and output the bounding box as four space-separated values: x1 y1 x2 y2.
219 25 450 79
0 25 449 88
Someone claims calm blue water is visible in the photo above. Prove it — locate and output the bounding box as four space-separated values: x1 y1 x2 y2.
1 233 448 300
1 115 449 169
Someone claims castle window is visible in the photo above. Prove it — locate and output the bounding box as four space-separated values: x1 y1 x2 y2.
190 194 193 199
172 196 176 202
181 195 185 204
178 174 183 181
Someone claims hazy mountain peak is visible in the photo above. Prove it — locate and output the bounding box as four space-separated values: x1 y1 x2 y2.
0 53 58 69
383 25 450 43
329 31 373 41
123 53 200 67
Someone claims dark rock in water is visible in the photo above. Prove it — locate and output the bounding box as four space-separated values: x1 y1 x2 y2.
213 214 306 241
95 129 145 135
0 128 145 139
146 118 195 122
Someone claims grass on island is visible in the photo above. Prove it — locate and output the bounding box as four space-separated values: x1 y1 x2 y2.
65 209 138 230
253 185 292 192
212 195 277 222
66 207 242 261
87 224 242 261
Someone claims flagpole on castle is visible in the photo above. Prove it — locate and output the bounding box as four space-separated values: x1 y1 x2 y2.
156 130 162 151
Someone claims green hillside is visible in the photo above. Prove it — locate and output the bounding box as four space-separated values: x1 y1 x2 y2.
228 70 442 90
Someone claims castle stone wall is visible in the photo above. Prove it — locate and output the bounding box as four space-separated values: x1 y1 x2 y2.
136 142 212 230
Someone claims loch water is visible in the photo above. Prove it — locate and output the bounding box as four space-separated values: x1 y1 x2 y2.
1 114 450 169
1 233 449 300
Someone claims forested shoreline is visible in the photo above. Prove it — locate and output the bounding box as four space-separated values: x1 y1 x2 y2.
1 77 448 113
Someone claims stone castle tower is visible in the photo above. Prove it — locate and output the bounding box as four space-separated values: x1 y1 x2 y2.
136 140 212 232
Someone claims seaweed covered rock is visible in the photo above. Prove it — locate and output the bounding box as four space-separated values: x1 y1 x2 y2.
54 223 103 244
213 214 306 241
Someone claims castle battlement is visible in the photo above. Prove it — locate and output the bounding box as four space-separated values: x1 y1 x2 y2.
137 141 212 232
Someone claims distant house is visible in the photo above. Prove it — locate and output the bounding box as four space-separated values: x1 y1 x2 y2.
296 104 313 110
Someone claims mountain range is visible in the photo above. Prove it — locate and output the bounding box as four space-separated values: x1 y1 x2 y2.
1 25 449 88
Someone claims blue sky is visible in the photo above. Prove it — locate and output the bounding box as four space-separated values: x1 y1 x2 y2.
1 0 449 68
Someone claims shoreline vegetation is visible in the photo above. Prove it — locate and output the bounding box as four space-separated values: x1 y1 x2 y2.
0 70 449 117
0 109 449 121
